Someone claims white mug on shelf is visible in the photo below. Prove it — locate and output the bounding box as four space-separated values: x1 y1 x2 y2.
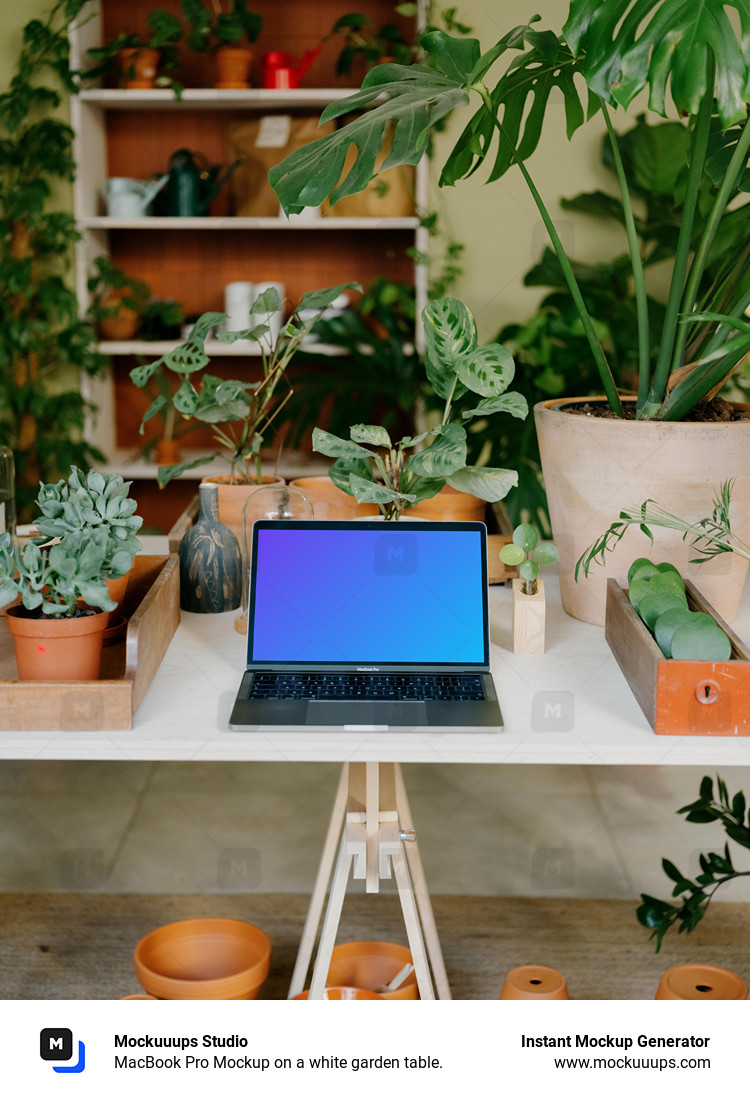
224 281 255 333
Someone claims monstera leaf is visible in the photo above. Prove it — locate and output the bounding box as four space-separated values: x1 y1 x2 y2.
564 0 750 128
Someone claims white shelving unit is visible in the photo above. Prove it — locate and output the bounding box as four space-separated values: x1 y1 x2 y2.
68 0 428 470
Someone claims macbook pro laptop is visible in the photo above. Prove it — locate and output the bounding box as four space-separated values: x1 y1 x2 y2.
228 520 502 730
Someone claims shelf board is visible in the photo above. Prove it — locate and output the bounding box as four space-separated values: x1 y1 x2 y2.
78 215 419 230
101 449 330 482
77 87 366 110
98 339 347 357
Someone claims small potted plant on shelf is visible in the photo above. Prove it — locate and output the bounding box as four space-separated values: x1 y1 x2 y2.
182 0 263 88
87 257 151 341
86 10 183 90
312 296 528 521
130 281 360 537
499 524 558 654
330 12 413 77
637 775 750 952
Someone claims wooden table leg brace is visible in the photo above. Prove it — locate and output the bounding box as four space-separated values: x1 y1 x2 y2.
288 762 451 1000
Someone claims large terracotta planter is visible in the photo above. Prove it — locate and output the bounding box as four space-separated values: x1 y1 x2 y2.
200 474 285 543
534 398 750 626
214 46 254 89
289 477 379 521
6 605 108 681
134 917 271 1000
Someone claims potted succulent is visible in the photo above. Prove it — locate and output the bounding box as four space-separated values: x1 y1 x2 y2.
33 466 144 621
0 528 116 681
130 282 360 536
87 257 151 342
312 296 527 520
269 0 750 626
182 0 263 88
86 10 183 90
637 775 750 952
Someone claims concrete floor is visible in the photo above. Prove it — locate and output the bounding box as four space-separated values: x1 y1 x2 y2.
1 760 749 905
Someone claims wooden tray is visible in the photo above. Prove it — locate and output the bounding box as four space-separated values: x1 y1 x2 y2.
605 577 750 736
0 555 180 731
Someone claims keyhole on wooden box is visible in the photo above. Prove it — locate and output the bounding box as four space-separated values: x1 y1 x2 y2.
695 680 720 705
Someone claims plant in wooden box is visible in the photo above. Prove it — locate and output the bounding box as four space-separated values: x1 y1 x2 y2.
182 0 262 88
499 525 558 655
312 297 527 521
637 775 750 952
131 281 360 537
0 0 107 523
33 466 144 623
86 9 183 90
269 0 750 627
0 529 116 681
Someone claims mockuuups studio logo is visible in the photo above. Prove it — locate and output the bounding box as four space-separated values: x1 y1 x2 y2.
40 1028 86 1074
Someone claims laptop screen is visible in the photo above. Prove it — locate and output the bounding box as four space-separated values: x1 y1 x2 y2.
247 521 489 668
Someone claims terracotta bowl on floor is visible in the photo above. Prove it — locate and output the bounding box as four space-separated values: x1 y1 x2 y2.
326 941 418 1000
134 917 271 1000
291 986 384 1000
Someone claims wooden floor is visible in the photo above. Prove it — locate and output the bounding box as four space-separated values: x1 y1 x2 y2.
1 892 747 1000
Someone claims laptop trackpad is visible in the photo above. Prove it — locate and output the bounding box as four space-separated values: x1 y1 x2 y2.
307 701 428 727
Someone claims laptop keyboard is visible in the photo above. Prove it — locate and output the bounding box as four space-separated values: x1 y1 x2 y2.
248 672 486 702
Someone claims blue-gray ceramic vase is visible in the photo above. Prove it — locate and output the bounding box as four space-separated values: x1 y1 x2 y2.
179 482 242 613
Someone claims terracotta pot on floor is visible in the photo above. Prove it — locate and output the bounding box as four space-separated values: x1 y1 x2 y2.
6 606 109 681
500 964 570 1000
134 917 271 1000
291 987 384 1000
326 941 418 1000
655 963 748 1000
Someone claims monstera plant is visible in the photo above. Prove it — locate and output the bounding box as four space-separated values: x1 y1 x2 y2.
270 0 750 422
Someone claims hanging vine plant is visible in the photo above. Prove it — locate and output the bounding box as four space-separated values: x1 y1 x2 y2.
0 0 105 520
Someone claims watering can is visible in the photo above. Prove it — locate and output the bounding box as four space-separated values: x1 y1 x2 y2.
105 175 168 218
261 46 323 89
164 149 240 217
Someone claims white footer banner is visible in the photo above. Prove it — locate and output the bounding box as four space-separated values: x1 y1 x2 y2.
1 999 746 1098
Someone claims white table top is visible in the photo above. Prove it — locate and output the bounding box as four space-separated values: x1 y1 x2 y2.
3 560 750 766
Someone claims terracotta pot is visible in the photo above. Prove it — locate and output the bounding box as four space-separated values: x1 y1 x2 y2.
154 438 182 466
6 605 108 681
214 46 254 89
291 986 384 1000
97 292 139 341
200 474 285 543
118 48 160 89
134 917 271 1000
289 477 379 521
655 963 749 1000
326 941 418 1001
534 397 750 626
407 484 486 522
106 569 131 627
120 994 157 1000
499 964 570 1000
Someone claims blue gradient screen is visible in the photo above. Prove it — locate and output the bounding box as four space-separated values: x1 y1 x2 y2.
249 524 487 665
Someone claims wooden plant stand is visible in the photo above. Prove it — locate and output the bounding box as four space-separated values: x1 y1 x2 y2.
288 762 451 1000
512 577 546 654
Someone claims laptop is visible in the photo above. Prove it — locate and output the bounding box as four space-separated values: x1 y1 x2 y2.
228 519 502 730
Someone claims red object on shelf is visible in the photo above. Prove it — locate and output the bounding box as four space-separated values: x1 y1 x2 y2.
261 46 323 89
